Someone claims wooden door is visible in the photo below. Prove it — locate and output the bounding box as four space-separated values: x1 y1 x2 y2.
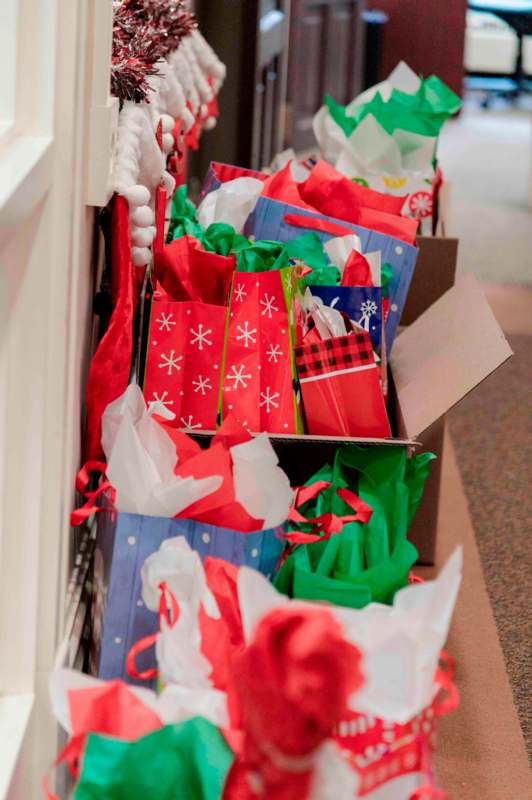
365 0 467 97
249 0 291 169
192 0 290 176
287 0 366 152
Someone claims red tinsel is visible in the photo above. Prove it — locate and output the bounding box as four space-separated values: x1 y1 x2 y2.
112 0 198 104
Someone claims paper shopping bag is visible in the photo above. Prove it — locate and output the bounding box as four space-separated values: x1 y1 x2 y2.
200 160 268 200
335 659 458 799
244 196 418 354
92 498 286 684
220 267 303 434
143 297 226 431
309 285 383 350
295 331 391 438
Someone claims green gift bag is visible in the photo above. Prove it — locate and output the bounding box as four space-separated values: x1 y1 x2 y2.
274 445 435 609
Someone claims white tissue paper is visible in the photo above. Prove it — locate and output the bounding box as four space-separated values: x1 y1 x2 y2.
230 434 294 529
324 236 381 287
346 60 421 110
140 536 219 688
312 104 348 165
237 547 463 724
197 177 264 232
335 115 436 180
101 385 222 517
324 234 362 275
140 536 220 618
156 610 215 689
303 289 348 339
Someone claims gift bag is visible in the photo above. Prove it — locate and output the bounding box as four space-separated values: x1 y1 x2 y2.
91 499 286 684
332 652 458 799
295 329 390 438
143 296 226 430
309 285 383 350
200 160 268 200
220 266 303 434
77 387 293 684
244 196 417 354
143 234 236 430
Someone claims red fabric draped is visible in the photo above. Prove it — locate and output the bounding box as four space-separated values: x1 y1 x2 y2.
85 195 134 461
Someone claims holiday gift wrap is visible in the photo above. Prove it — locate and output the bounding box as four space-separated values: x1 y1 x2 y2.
295 331 390 438
48 543 461 800
199 161 267 202
143 297 227 431
81 387 292 684
220 265 304 434
309 285 383 350
91 502 285 684
244 196 417 354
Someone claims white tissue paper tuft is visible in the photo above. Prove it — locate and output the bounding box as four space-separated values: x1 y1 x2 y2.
140 536 220 618
101 385 222 517
230 433 294 529
197 177 264 232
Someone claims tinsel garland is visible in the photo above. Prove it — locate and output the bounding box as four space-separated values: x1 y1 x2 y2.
112 0 198 103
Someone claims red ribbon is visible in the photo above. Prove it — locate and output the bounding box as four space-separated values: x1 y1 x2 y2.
126 582 180 682
286 480 373 543
433 651 459 718
70 461 115 527
283 213 354 239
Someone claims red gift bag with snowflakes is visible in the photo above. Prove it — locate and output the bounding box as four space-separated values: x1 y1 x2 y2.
143 294 226 431
295 330 391 438
220 266 303 434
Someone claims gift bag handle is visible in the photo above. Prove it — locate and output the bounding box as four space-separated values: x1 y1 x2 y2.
70 461 115 527
283 213 354 239
126 582 180 682
285 480 373 544
432 650 459 718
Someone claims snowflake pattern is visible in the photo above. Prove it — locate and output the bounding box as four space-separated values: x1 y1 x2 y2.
266 343 283 363
358 300 378 331
192 375 212 396
155 312 176 332
179 415 202 431
226 364 252 390
158 350 183 375
235 321 257 348
190 324 213 350
260 387 280 413
233 283 247 303
148 391 174 411
259 292 279 318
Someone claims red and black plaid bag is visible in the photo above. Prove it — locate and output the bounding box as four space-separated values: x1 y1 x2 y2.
295 330 391 438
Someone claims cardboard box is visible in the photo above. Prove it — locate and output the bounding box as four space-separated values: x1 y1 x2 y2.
395 180 457 562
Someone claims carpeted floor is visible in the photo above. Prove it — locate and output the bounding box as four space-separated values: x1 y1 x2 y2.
438 94 532 285
448 333 532 758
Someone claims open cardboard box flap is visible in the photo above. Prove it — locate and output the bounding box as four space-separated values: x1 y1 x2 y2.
391 274 513 440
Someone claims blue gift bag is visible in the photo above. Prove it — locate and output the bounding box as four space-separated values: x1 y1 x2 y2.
91 505 285 685
244 196 418 354
309 285 383 350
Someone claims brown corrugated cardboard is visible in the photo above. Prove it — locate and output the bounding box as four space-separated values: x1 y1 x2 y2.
401 235 458 326
391 275 514 440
